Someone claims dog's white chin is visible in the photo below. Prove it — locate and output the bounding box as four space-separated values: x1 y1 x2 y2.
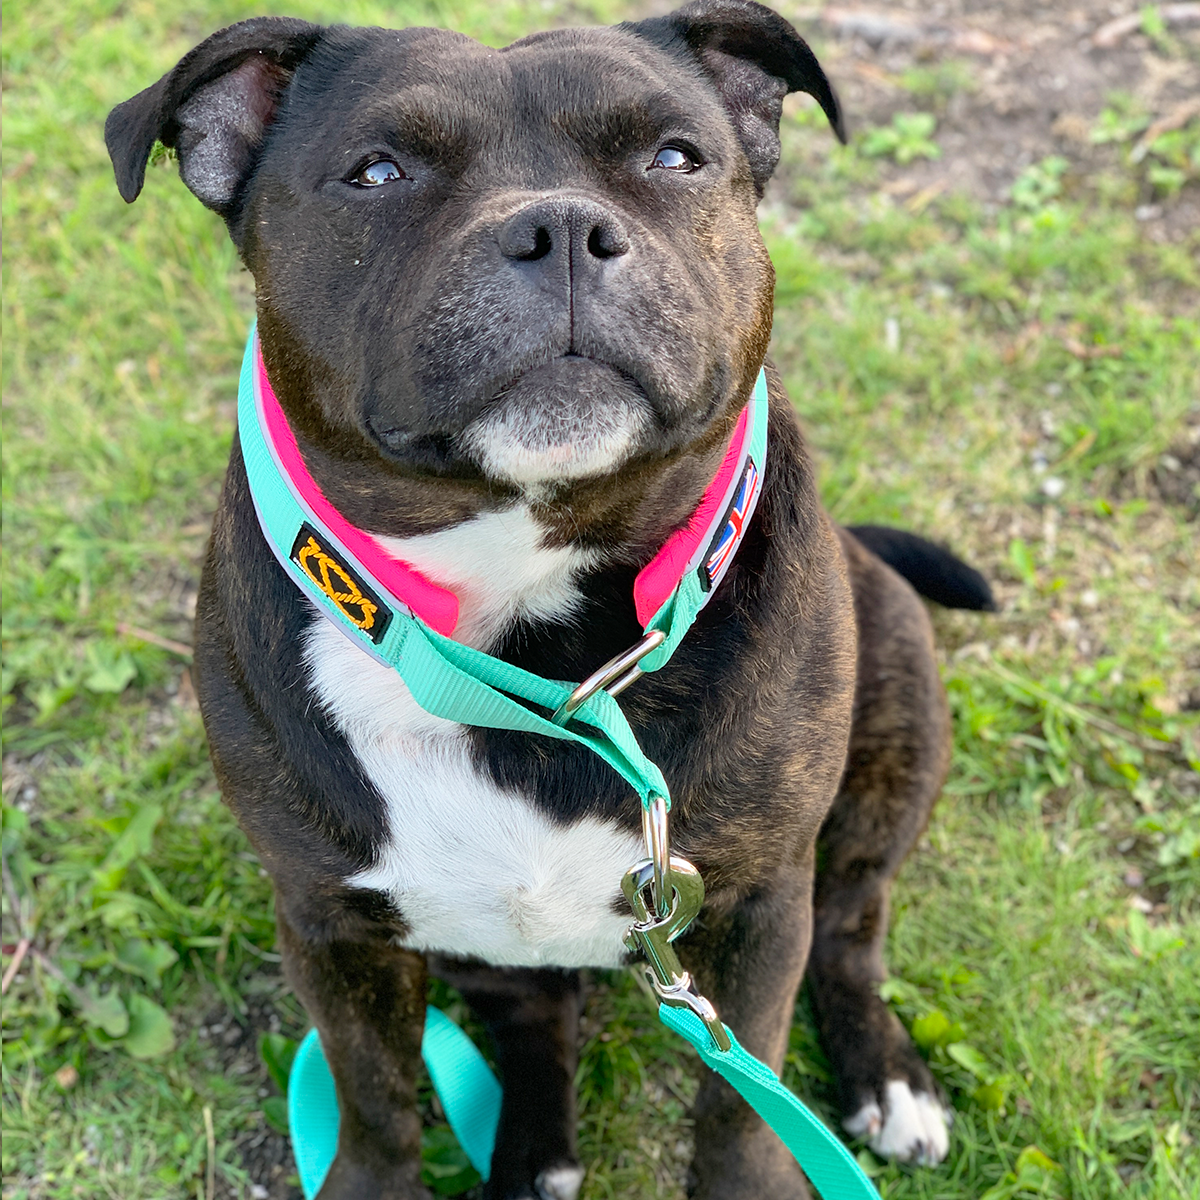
463 390 653 486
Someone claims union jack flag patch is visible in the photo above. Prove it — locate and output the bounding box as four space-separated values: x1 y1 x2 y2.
700 458 759 591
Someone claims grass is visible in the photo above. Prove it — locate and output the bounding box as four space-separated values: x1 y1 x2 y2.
3 2 1198 1198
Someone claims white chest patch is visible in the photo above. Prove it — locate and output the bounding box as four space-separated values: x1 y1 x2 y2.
303 506 644 969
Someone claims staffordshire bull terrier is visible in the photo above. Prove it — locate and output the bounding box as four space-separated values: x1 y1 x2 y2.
105 3 994 1196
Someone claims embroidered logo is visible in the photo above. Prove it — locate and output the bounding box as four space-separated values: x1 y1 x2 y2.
290 523 392 644
700 458 759 591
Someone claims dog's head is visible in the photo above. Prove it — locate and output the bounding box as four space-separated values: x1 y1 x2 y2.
106 1 841 539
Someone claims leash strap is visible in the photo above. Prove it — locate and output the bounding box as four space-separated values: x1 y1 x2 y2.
660 1007 878 1200
290 1009 876 1200
243 328 877 1198
289 1010 502 1196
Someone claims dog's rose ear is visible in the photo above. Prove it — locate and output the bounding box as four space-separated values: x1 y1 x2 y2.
105 17 322 212
631 0 845 194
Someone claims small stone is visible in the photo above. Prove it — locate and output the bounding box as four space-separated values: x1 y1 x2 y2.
1117 837 1136 853
1159 454 1181 472
1123 868 1144 889
1041 476 1065 498
1080 589 1099 609
250 1186 270 1200
1134 204 1162 221
1129 895 1154 914
54 1065 78 1089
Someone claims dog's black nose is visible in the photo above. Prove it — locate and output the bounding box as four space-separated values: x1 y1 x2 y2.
498 196 630 264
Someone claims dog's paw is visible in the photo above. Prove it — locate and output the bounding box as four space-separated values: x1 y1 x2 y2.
489 1159 583 1199
844 1080 950 1166
531 1164 584 1200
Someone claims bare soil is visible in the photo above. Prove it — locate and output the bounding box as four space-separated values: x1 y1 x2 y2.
201 987 303 1200
771 0 1200 238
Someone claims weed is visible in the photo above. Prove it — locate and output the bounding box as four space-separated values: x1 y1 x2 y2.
900 60 975 106
860 112 941 164
1010 156 1070 213
1092 93 1200 198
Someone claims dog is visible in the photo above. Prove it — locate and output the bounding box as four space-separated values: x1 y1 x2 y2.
105 3 995 1196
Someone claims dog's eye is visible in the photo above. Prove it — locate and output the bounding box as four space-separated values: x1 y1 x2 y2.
649 145 701 173
353 158 406 187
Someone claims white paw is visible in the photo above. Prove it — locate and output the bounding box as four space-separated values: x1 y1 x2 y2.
844 1080 950 1166
536 1164 585 1200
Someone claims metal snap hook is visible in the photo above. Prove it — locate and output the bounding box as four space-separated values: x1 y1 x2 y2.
642 794 671 919
621 856 731 1053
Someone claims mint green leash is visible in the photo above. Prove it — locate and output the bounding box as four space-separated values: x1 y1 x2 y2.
238 330 877 1199
289 1012 501 1196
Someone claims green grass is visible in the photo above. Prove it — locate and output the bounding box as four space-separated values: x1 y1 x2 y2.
3 2 1198 1198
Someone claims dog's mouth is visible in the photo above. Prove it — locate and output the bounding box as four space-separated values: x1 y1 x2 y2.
460 355 656 487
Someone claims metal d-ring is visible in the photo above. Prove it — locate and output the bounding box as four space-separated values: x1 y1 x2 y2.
550 629 665 727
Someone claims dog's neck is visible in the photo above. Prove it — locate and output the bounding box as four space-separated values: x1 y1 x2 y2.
376 509 597 653
249 334 767 645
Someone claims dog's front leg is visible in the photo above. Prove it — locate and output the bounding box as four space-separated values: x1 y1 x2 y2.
277 902 431 1200
678 863 816 1200
432 959 585 1200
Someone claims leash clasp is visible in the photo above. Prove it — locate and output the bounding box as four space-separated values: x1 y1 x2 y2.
622 857 732 1053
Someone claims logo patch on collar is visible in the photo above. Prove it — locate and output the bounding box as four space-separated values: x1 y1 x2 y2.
290 523 392 644
700 458 759 592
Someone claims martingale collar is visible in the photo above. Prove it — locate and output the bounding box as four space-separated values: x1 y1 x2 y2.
241 326 767 654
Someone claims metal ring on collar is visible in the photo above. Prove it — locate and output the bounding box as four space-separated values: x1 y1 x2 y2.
550 629 665 726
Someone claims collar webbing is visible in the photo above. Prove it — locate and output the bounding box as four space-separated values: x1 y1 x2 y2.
238 325 766 809
238 327 670 809
247 328 766 646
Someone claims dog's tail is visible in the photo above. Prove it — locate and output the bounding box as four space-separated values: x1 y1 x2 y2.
847 525 997 611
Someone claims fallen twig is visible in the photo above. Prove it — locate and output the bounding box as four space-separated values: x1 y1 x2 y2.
1 938 30 995
116 622 194 660
1 851 34 994
1093 4 1200 48
1062 337 1123 360
1130 97 1200 163
801 7 1015 54
204 1105 216 1200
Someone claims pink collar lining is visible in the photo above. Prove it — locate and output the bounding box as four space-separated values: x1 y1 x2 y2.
254 343 750 638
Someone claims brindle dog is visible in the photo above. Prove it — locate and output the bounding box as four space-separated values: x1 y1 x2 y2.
106 3 993 1197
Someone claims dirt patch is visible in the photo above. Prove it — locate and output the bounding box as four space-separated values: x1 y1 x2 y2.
777 0 1200 238
1113 405 1200 517
221 1126 299 1200
1143 408 1200 516
200 987 303 1200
